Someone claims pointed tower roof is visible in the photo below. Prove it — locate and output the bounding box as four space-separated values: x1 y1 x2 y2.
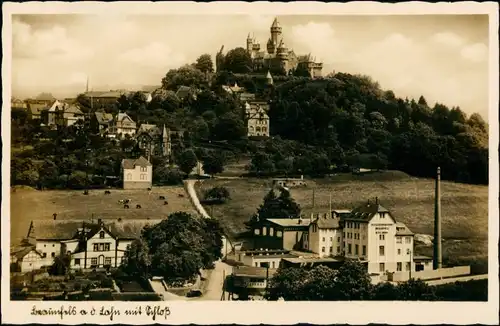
271 17 280 28
163 124 168 136
247 33 252 40
266 71 274 85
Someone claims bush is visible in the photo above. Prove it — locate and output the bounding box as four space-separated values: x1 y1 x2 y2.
204 186 231 204
100 278 114 289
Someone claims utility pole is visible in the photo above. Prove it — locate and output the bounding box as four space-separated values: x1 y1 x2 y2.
222 269 226 301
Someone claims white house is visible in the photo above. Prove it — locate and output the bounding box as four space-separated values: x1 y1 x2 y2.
10 245 46 273
111 112 137 138
245 101 270 137
23 218 162 270
308 213 343 257
121 156 153 189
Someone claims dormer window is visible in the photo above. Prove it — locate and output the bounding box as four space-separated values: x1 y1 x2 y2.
99 231 105 239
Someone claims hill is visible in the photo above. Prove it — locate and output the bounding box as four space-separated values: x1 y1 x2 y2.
195 172 488 267
10 186 196 245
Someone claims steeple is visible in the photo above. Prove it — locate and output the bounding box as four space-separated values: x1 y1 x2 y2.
270 17 282 45
266 70 274 85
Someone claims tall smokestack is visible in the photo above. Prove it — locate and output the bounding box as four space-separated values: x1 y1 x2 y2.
433 166 442 269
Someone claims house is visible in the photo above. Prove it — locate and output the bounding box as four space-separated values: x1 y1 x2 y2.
136 124 171 158
34 92 57 105
26 101 49 120
272 176 306 188
235 248 297 269
85 90 128 107
10 245 46 273
63 104 85 127
250 217 310 251
11 98 28 110
307 212 343 256
91 112 114 134
121 156 153 189
46 100 69 128
111 112 137 138
245 101 270 137
230 266 278 297
24 218 162 270
222 83 243 95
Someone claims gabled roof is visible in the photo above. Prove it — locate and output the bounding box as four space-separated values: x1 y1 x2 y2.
311 214 340 229
271 17 280 29
266 218 311 228
11 245 43 260
27 219 163 241
344 202 391 222
122 156 152 169
64 104 83 115
28 103 48 115
137 124 160 135
395 222 414 236
94 112 114 125
117 112 134 123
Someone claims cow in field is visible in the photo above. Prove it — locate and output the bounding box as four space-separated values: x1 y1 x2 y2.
178 194 184 198
159 195 165 200
124 204 129 209
124 199 130 204
164 201 169 205
83 190 89 195
104 190 111 195
147 188 152 191
53 213 57 220
136 204 142 209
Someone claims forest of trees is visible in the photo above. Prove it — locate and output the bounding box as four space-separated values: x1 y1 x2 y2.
11 50 489 188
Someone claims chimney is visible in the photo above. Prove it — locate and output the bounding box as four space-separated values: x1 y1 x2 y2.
433 166 442 269
375 197 378 205
98 218 102 226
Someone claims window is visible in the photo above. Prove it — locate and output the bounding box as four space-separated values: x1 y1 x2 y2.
380 213 385 218
398 248 401 255
362 245 366 256
343 232 345 238
379 245 385 256
397 262 402 271
355 244 359 255
406 262 411 271
396 237 402 244
276 231 282 237
263 227 267 236
91 258 98 266
75 258 81 265
337 246 340 253
140 174 146 180
348 244 352 254
42 253 47 258
270 227 274 236
337 237 340 243
272 261 275 268
329 247 333 253
105 258 112 266
379 263 385 272
322 237 325 242
53 244 55 247
254 229 260 235
255 262 258 267
126 173 132 180
322 247 325 253
99 243 105 251
105 243 111 251
379 234 385 241
44 244 46 247
51 252 55 258
330 237 333 242
93 244 99 251
99 231 105 239
405 236 411 244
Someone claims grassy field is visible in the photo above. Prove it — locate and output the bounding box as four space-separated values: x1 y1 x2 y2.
10 185 196 245
196 171 488 265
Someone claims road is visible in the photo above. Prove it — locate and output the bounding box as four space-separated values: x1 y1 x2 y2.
184 179 233 301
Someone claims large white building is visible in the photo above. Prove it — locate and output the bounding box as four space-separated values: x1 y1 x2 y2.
121 156 153 189
245 101 270 137
11 218 162 272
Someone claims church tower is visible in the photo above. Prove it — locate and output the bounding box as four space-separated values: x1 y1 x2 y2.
270 17 282 46
162 124 171 158
246 33 253 53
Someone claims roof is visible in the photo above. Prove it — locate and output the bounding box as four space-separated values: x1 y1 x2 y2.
85 91 107 98
333 209 351 214
96 91 127 98
414 255 433 261
117 112 134 123
345 202 391 222
242 249 290 255
11 245 42 259
232 266 278 278
266 218 311 227
175 86 192 100
282 257 344 264
137 124 161 135
94 112 114 125
395 222 414 236
122 156 152 169
28 103 48 115
64 104 83 115
27 219 163 240
252 254 297 259
271 17 280 28
312 215 340 229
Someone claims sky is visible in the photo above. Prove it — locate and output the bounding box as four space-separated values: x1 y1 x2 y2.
11 14 490 119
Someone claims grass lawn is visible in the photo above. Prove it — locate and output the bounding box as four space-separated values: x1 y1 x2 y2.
196 171 488 264
10 186 196 244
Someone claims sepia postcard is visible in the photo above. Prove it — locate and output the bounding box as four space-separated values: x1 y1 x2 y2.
2 1 499 325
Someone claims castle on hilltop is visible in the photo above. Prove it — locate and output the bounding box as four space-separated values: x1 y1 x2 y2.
246 17 323 78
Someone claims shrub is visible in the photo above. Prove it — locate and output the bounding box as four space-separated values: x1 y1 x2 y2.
204 186 231 204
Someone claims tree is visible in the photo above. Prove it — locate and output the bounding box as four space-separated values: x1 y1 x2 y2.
138 212 224 284
211 112 246 141
49 253 71 276
331 260 373 300
223 47 252 73
396 278 437 301
204 186 231 204
176 148 198 177
266 266 308 301
251 188 301 222
201 153 225 176
121 238 151 278
249 152 275 176
372 282 399 300
293 65 311 78
195 54 214 74
161 65 206 91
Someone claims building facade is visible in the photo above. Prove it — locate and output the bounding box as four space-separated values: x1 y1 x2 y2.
121 156 153 189
110 112 137 138
245 18 323 77
22 218 162 270
136 124 172 158
251 217 310 251
245 101 270 137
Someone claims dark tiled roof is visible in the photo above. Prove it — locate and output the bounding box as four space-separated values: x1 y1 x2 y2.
313 215 340 229
232 266 278 278
267 218 311 228
10 245 42 259
94 112 114 125
28 103 48 115
27 219 163 240
345 202 390 221
64 104 83 115
122 156 152 169
395 222 414 236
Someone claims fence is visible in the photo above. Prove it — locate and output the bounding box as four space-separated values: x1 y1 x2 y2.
390 266 471 282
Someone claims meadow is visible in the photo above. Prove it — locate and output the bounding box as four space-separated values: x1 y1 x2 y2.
196 171 489 268
10 185 196 245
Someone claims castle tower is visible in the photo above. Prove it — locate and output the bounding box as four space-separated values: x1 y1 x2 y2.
246 33 253 53
270 17 282 46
